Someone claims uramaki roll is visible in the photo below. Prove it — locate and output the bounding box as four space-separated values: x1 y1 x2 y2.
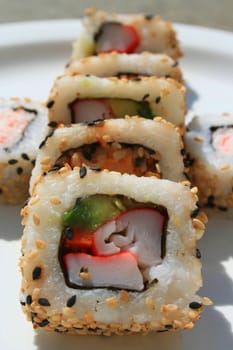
30 117 188 193
20 168 209 334
72 8 182 60
0 97 48 204
66 52 183 82
47 74 186 129
184 113 233 208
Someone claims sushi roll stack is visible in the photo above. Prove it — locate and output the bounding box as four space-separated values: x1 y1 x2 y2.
0 98 48 204
184 113 233 209
20 8 212 335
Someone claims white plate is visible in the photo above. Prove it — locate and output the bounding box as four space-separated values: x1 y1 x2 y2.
0 20 233 350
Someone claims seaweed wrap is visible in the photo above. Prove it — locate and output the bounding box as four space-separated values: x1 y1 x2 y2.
47 74 186 129
72 8 182 60
20 167 210 334
0 97 48 204
30 117 188 193
184 113 233 208
66 52 183 82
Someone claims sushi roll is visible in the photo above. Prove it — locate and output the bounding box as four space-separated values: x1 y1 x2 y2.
20 167 210 334
47 74 186 129
72 8 182 60
0 97 48 204
30 117 188 192
66 52 183 82
184 113 233 208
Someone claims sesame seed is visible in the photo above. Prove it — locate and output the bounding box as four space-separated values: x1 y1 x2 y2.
37 319 49 327
8 159 18 165
17 167 23 175
32 266 42 280
66 295 77 307
38 298 51 306
49 197 61 205
79 166 87 178
196 248 202 259
35 240 46 249
191 207 200 218
189 301 202 309
155 96 161 104
26 295 32 305
46 100 55 109
33 214 40 226
21 153 30 161
48 121 58 128
142 93 150 100
20 300 26 306
105 297 119 306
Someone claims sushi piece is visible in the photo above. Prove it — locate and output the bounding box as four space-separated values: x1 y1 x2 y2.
47 74 186 129
184 113 233 208
66 52 183 82
72 8 182 60
29 117 188 193
20 167 210 334
0 97 48 204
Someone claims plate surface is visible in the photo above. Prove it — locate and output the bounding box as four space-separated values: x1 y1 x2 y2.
0 20 232 350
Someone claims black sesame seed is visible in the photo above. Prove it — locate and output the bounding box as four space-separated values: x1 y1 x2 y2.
17 167 23 175
8 159 18 165
32 266 42 280
38 298 51 306
142 93 150 101
183 153 194 167
46 100 55 109
145 14 154 20
31 159 36 166
191 207 200 218
20 300 26 306
21 153 30 161
165 324 173 329
206 195 215 208
66 295 77 308
79 166 87 178
37 319 50 327
189 301 202 309
180 148 186 156
48 121 58 128
196 248 202 259
26 295 32 305
65 227 73 240
155 96 161 104
31 312 37 323
48 164 62 173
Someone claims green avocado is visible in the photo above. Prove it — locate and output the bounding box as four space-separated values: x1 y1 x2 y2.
63 195 124 231
107 99 155 119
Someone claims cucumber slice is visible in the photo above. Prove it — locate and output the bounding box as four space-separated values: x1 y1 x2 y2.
63 195 123 231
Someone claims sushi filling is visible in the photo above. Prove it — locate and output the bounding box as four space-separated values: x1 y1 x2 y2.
0 107 35 149
53 142 162 178
94 22 141 54
210 125 233 155
59 195 168 291
69 98 155 123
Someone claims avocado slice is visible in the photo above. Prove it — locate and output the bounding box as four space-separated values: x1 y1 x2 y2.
107 98 155 119
63 195 124 231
